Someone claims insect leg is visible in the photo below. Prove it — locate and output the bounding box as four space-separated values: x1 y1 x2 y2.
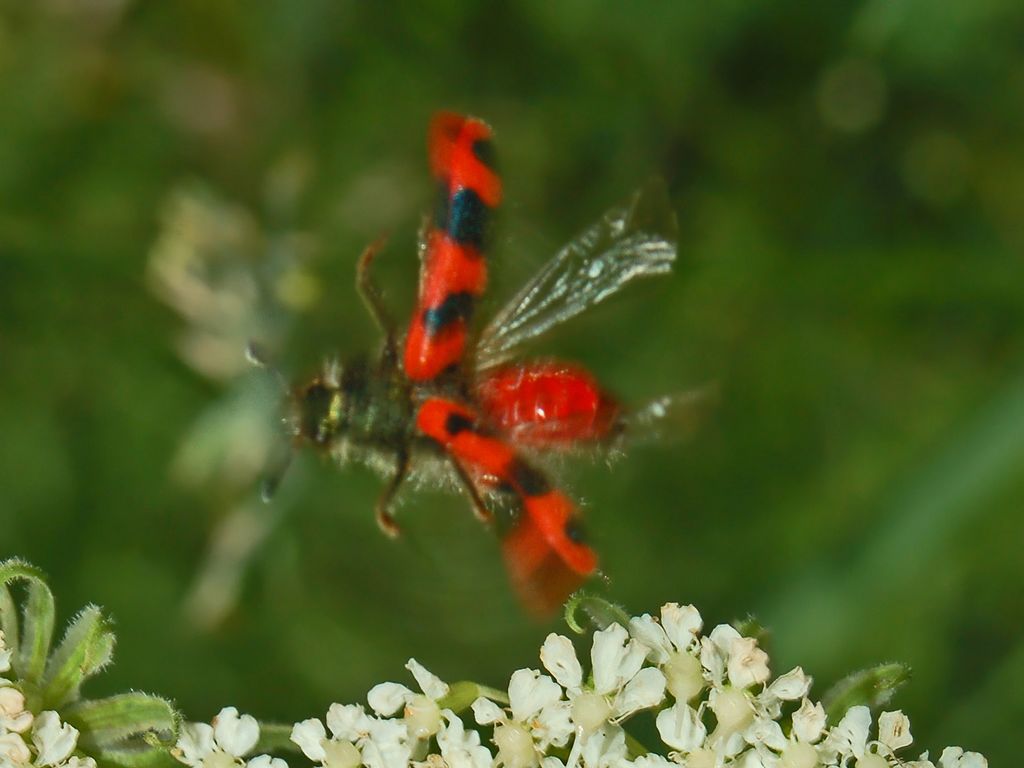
449 457 494 525
356 235 398 363
374 447 409 539
416 397 598 614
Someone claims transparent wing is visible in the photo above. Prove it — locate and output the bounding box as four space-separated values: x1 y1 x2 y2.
618 384 719 448
477 178 678 368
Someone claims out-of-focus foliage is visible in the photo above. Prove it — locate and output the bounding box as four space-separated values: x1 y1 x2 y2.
1 1 1021 764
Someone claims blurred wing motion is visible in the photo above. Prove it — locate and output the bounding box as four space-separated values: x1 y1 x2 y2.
476 178 677 367
404 113 502 381
618 385 720 447
416 397 598 615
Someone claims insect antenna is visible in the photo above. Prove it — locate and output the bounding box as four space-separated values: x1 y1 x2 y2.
245 340 290 394
245 339 296 501
258 446 294 503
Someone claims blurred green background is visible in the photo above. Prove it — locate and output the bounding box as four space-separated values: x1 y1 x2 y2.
2 1 1022 764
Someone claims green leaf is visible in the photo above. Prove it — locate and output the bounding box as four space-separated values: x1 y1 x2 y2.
564 590 631 634
42 605 116 708
0 559 55 688
822 662 912 722
65 693 180 768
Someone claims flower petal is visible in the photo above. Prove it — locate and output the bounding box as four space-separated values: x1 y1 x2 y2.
791 699 827 744
828 705 871 760
247 756 288 768
765 667 810 702
939 746 988 768
661 604 702 652
406 659 449 701
0 733 32 765
878 710 913 752
213 707 259 758
628 615 672 664
540 634 583 691
655 703 706 752
727 637 770 689
614 667 667 717
471 697 505 726
508 669 562 722
326 703 371 741
580 725 627 768
367 683 413 717
290 719 327 762
32 711 80 767
177 722 215 767
591 624 645 696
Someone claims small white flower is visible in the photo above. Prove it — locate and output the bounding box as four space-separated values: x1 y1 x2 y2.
629 604 703 664
0 732 32 765
707 686 754 756
245 757 287 768
0 687 33 734
700 626 770 692
360 716 411 768
435 709 492 768
629 604 705 707
213 708 260 758
31 712 79 768
938 747 988 768
790 699 827 745
292 703 410 768
291 704 370 768
877 710 913 753
472 668 573 768
174 707 260 768
367 660 449 740
541 625 666 733
577 725 626 768
822 705 872 763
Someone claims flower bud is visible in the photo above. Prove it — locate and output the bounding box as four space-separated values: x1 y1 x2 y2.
571 692 611 734
404 694 442 739
494 722 537 768
664 652 704 703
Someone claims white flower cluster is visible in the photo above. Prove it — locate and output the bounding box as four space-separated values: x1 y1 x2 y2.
173 605 989 768
0 632 95 768
175 707 286 768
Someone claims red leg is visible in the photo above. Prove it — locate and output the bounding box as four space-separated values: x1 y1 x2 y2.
416 397 598 615
403 115 502 381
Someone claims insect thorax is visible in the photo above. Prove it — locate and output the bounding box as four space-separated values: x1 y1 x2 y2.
294 358 413 462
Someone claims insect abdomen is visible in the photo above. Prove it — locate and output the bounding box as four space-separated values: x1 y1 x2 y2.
476 362 621 448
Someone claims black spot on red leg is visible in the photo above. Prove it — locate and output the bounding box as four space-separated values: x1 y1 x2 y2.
447 188 490 249
444 411 475 436
564 516 588 544
509 459 552 497
422 291 475 335
472 138 497 170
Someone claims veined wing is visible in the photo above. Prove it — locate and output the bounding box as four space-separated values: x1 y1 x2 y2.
476 178 677 368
